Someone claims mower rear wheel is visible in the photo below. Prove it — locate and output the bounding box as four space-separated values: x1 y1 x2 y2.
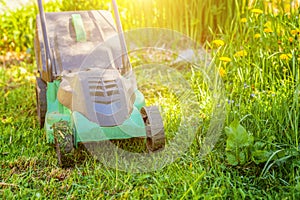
141 106 165 152
35 77 47 128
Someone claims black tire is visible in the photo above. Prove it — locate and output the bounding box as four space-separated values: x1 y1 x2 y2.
35 77 47 128
141 106 165 152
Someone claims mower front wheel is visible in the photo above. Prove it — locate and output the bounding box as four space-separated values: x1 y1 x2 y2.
141 106 165 152
53 121 74 167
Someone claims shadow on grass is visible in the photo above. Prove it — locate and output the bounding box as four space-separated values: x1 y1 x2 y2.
59 138 147 168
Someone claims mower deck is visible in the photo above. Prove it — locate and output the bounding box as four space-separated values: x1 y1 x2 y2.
45 80 147 144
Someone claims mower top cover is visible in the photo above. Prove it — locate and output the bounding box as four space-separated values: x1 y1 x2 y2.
35 10 126 80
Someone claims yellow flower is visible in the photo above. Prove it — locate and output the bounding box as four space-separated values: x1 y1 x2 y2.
212 39 225 47
254 33 261 39
263 21 275 34
264 28 273 33
240 18 247 23
234 50 247 57
289 37 294 43
279 53 292 61
219 67 226 77
219 56 232 62
251 8 264 14
291 29 300 35
264 21 272 28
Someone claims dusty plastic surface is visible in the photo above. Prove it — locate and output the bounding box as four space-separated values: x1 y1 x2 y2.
35 10 124 81
72 107 146 144
57 68 139 127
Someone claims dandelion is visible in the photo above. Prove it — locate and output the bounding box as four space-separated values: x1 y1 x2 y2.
240 18 247 23
264 21 272 27
264 28 273 33
263 21 273 33
212 39 225 47
280 53 292 60
291 29 300 35
234 50 247 57
251 8 264 14
219 67 226 77
289 37 294 43
254 33 261 39
219 56 232 62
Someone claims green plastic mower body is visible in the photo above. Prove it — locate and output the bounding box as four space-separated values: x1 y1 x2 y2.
44 80 147 146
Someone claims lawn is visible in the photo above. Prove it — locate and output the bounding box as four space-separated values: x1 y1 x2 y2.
0 0 300 199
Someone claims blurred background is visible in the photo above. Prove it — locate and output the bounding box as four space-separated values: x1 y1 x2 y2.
1 0 298 53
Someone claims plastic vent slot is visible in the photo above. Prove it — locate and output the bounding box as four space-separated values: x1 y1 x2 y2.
88 77 120 105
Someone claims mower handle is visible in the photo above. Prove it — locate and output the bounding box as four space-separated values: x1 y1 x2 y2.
37 0 56 81
112 0 131 74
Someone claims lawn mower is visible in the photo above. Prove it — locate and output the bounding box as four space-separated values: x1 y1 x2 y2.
34 0 165 165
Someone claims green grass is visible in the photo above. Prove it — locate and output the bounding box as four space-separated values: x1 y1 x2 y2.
1 0 300 199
